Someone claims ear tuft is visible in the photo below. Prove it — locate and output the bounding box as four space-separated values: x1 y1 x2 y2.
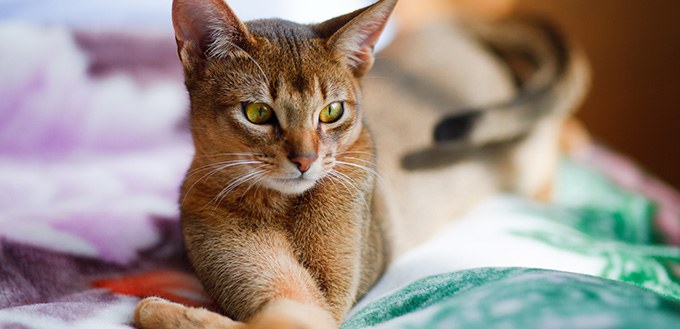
172 0 251 68
323 0 398 77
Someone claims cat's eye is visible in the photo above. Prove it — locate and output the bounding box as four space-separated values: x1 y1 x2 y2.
320 102 344 123
243 103 274 124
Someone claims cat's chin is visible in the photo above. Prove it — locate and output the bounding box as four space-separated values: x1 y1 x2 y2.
264 177 318 195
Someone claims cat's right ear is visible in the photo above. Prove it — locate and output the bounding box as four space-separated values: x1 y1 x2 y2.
172 0 252 70
318 0 398 78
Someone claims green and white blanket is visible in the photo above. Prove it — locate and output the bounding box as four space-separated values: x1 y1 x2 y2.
345 155 680 328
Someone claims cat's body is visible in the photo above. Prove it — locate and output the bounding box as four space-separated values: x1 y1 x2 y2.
136 1 398 328
365 18 589 253
177 17 390 322
134 0 589 328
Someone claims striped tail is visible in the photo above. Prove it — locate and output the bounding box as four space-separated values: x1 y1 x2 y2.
432 17 590 147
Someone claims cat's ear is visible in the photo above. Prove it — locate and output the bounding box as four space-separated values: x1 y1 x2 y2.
172 0 252 69
318 0 398 77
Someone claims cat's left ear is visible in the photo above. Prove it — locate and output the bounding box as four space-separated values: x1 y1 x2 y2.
318 0 398 77
172 0 253 71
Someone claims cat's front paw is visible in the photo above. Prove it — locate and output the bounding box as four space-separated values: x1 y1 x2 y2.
249 299 337 329
135 297 245 329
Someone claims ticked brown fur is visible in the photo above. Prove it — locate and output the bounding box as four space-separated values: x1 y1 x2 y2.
136 0 397 328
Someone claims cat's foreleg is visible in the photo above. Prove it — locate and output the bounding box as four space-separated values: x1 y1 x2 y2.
135 227 338 329
135 297 245 329
135 296 335 329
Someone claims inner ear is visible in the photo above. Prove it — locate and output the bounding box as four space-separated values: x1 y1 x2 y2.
320 0 398 77
172 0 253 68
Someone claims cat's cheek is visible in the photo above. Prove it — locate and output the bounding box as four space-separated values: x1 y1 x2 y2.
321 127 361 154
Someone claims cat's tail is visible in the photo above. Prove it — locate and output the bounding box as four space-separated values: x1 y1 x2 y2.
433 17 591 147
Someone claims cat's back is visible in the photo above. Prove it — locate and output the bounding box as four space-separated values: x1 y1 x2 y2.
361 23 513 253
363 20 581 254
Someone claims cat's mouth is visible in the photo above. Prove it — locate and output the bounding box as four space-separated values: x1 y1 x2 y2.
266 175 318 195
275 176 309 183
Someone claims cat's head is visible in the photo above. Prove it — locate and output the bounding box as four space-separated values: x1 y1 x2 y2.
172 0 397 195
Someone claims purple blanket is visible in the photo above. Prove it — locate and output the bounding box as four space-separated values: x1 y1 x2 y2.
0 24 215 328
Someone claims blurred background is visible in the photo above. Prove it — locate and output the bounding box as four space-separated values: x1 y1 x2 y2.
397 0 680 189
514 0 680 190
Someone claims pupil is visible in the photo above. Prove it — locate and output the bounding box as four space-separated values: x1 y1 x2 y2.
258 107 263 117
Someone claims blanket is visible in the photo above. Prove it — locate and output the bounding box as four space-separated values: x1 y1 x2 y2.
2 21 680 329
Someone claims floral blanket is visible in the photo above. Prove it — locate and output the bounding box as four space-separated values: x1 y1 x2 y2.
2 21 680 329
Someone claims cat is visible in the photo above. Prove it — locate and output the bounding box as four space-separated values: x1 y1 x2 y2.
133 0 589 328
135 0 399 328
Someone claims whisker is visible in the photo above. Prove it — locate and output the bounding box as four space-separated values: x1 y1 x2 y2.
239 170 268 203
330 169 369 211
322 171 339 191
211 170 264 211
182 160 263 206
185 160 260 178
327 170 351 196
198 152 265 159
335 156 377 168
334 159 386 187
252 173 265 197
335 160 380 177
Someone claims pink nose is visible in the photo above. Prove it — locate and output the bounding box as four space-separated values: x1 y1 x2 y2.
290 154 317 173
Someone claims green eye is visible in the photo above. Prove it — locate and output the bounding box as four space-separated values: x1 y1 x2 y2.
320 102 344 123
243 103 273 124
